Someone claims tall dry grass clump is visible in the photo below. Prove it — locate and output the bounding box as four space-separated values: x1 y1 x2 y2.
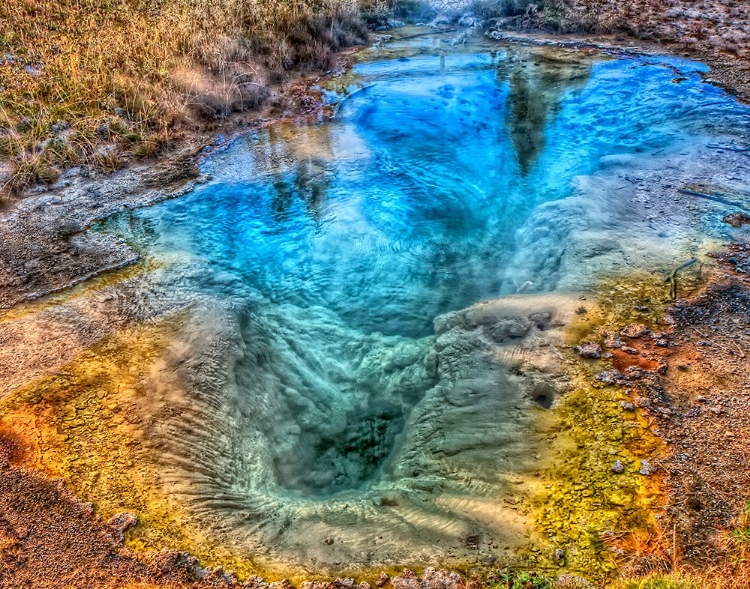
0 0 374 195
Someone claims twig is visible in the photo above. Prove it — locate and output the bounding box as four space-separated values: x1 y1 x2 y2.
690 326 745 358
331 83 377 119
665 258 698 301
678 188 749 212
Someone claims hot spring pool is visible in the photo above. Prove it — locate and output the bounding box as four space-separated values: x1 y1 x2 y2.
86 34 750 574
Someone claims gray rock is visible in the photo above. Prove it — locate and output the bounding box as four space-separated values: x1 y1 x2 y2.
611 459 625 474
458 15 483 28
574 342 602 359
596 370 624 385
639 460 655 476
621 323 650 338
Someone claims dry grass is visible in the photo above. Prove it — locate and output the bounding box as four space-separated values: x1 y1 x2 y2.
0 0 380 196
611 501 750 589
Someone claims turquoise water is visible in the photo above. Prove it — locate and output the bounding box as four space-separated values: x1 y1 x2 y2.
109 47 744 339
98 38 750 566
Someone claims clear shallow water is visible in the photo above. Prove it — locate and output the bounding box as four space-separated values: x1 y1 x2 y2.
98 37 750 569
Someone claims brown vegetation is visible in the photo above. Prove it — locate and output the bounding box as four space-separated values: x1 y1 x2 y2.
0 0 377 197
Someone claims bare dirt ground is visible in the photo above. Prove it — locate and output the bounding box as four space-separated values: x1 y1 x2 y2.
582 243 750 580
657 247 750 569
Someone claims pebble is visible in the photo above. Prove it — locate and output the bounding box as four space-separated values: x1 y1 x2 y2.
619 401 635 411
611 459 625 474
575 342 603 359
621 323 650 338
639 460 655 476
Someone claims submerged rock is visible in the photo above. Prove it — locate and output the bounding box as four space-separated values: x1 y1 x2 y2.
723 211 750 228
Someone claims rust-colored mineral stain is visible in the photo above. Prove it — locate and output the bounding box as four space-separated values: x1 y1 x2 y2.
609 344 666 373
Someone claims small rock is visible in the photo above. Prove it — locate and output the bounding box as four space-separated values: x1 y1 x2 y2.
656 339 668 347
723 212 750 228
602 330 624 348
574 342 602 359
458 15 483 28
611 460 625 474
554 548 565 561
635 305 650 312
596 370 623 385
621 346 639 355
107 512 138 543
639 460 655 476
619 401 635 411
376 573 389 587
50 120 70 133
621 323 650 338
324 537 334 545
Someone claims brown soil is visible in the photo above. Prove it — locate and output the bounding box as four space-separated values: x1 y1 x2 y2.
661 248 750 567
596 244 750 578
0 458 245 588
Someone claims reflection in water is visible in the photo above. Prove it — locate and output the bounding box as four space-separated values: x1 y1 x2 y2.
262 127 334 224
497 49 591 174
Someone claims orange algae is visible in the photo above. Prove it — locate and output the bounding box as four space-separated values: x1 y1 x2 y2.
0 317 263 580
528 271 696 579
